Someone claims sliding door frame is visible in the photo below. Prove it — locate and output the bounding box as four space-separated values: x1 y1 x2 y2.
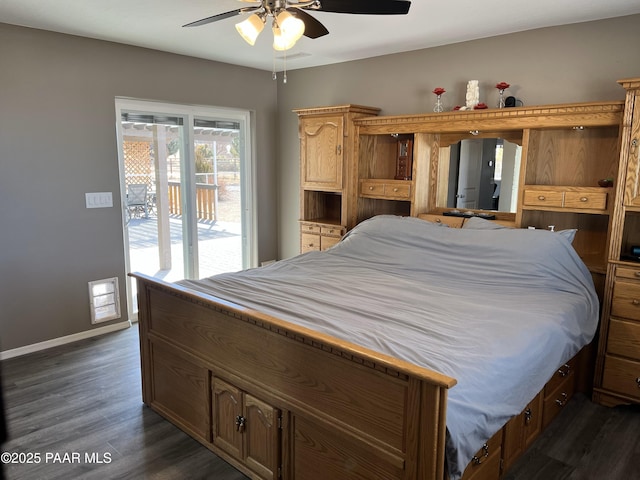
115 97 257 321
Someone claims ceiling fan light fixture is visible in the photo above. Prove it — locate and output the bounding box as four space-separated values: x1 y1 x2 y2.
235 13 265 46
275 10 305 43
272 24 295 51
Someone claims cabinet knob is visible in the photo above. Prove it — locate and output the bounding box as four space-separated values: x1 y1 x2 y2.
636 377 640 388
524 408 532 425
580 197 588 202
632 299 640 306
393 187 399 192
635 271 640 278
631 138 638 154
369 186 374 190
538 195 546 201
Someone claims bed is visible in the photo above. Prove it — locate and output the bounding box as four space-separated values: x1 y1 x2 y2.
132 215 599 480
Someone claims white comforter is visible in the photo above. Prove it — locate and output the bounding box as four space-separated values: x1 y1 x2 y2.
180 215 599 479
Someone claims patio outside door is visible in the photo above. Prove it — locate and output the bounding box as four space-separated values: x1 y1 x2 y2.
115 99 255 320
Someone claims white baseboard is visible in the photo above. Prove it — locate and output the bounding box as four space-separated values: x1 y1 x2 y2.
0 320 132 360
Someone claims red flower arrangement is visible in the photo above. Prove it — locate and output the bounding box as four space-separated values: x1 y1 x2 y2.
474 103 488 110
432 87 446 96
495 82 510 90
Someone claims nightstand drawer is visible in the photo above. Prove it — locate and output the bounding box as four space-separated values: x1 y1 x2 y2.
523 189 564 207
564 191 607 210
607 319 640 360
611 281 640 321
602 355 640 401
616 265 640 282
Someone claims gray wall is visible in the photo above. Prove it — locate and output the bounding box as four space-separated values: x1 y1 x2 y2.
276 14 640 259
0 23 277 351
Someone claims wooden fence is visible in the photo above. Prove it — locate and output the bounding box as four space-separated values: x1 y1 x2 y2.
167 182 218 222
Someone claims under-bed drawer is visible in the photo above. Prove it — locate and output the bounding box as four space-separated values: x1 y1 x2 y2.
542 367 576 428
460 429 503 480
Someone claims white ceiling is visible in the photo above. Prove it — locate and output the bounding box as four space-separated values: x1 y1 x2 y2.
1 0 640 72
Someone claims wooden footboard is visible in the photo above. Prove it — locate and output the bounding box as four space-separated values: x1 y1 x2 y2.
132 273 457 480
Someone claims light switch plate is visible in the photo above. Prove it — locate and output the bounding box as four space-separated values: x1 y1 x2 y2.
86 192 113 208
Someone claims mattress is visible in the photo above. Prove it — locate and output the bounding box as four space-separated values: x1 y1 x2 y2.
179 215 599 479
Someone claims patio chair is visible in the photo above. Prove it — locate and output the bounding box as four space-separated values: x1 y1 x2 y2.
126 184 149 219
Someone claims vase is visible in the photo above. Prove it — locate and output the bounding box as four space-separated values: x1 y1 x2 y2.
434 94 443 113
498 89 506 108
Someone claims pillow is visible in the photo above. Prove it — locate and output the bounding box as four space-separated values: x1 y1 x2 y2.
461 216 507 230
557 229 578 243
462 217 577 243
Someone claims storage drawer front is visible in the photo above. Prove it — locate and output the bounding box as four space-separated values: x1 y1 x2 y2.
616 266 640 282
523 189 564 207
301 233 320 253
602 355 640 400
384 183 411 199
320 225 344 237
320 235 341 250
300 223 321 234
611 281 640 321
418 214 465 228
607 319 640 360
544 358 575 393
564 191 607 210
361 181 385 196
542 370 575 428
461 430 503 480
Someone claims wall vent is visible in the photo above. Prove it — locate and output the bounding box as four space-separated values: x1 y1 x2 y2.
88 277 121 324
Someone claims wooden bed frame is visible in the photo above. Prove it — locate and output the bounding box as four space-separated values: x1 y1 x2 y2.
133 270 589 480
133 272 457 480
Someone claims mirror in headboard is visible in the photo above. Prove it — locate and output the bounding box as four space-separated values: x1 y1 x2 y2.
436 131 523 213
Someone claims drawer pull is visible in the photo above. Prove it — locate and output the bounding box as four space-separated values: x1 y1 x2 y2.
393 187 399 192
635 271 640 278
369 186 374 190
435 218 442 223
471 443 489 465
580 197 588 202
558 363 571 377
524 407 532 425
633 299 640 306
538 195 546 201
555 392 568 407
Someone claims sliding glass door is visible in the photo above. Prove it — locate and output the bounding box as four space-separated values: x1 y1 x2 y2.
115 99 255 319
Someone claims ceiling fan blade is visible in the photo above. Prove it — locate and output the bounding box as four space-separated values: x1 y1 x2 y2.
288 8 329 39
183 9 245 27
315 0 410 15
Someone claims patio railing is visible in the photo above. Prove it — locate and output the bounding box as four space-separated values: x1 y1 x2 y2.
167 181 218 222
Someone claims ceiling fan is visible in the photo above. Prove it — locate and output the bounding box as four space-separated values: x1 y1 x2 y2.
183 0 412 51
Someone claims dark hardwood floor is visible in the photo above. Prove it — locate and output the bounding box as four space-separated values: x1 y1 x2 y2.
1 326 639 479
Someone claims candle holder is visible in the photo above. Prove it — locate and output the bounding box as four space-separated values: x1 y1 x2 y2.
496 82 510 108
432 87 446 113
